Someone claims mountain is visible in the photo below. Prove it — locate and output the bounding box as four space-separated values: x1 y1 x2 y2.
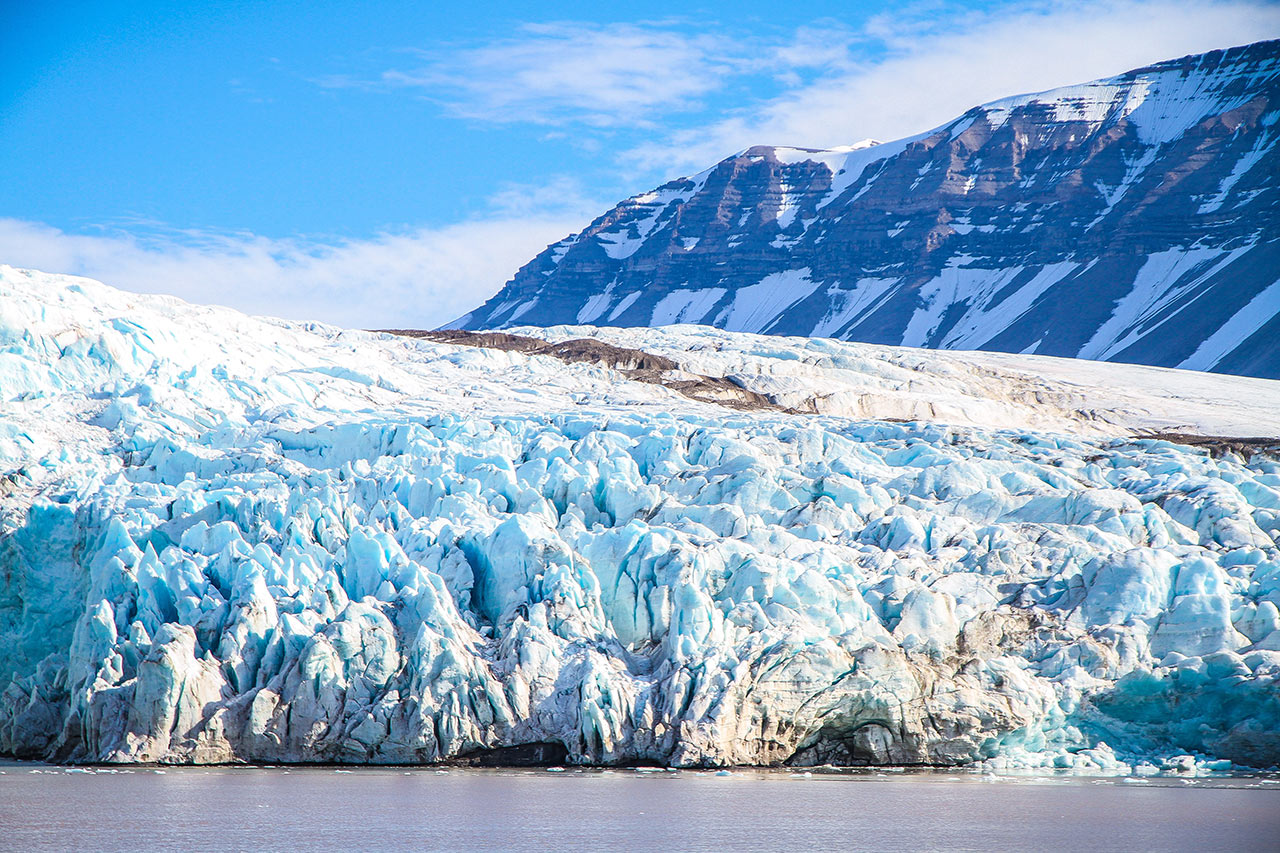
3 265 1280 768
453 40 1280 379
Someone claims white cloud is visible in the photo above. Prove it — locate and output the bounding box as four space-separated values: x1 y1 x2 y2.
367 22 746 128
624 0 1280 172
0 212 589 330
484 175 605 219
328 20 874 130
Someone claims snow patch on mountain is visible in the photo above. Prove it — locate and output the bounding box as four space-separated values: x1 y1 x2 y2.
652 288 727 326
719 269 818 333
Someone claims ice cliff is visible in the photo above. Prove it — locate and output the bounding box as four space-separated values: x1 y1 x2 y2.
2 266 1279 769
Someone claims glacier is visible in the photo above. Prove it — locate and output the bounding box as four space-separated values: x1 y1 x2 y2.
2 265 1279 770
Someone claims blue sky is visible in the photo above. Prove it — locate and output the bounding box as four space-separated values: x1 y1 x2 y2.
3 0 1278 327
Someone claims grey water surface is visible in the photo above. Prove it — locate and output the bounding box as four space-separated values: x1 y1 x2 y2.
2 764 1277 852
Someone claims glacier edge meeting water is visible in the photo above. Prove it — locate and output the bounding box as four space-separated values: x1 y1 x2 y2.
1 266 1278 771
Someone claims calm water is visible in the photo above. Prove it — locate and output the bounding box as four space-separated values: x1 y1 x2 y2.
2 764 1278 852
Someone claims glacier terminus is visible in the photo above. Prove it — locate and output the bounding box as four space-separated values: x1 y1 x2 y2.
2 266 1279 771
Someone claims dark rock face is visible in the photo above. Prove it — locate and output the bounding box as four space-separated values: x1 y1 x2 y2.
454 41 1280 379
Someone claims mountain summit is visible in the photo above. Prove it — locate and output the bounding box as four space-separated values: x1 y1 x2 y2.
452 40 1280 379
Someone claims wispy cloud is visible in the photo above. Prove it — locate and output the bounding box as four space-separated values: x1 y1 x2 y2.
484 175 605 219
624 0 1280 172
319 21 867 129
319 23 738 128
0 204 595 330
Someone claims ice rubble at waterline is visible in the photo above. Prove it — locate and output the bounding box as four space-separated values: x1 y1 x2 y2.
1 267 1278 770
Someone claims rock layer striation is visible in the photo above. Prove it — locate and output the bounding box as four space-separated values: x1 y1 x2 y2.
456 41 1280 379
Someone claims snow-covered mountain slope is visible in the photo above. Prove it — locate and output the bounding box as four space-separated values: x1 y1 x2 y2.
3 266 1280 769
455 40 1280 379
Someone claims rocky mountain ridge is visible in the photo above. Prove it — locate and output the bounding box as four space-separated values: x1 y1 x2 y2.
454 40 1280 379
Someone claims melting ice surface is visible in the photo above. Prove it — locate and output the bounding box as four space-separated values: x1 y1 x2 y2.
1 266 1278 769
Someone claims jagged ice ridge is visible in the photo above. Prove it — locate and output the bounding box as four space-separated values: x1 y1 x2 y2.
2 267 1279 770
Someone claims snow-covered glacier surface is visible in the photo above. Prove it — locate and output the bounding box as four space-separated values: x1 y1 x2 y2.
2 266 1279 770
